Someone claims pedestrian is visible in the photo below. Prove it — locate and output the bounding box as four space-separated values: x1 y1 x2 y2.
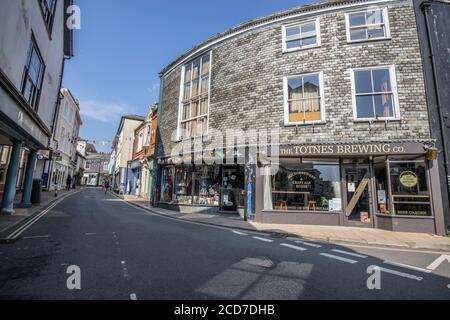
66 175 72 191
104 180 110 194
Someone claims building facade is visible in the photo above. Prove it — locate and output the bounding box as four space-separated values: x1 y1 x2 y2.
0 0 73 212
154 0 447 234
111 115 145 194
48 88 81 190
82 153 111 186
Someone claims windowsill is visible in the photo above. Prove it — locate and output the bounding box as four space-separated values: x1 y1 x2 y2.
282 45 321 54
158 201 219 208
353 118 401 123
262 209 341 214
346 37 392 45
283 120 326 127
375 213 434 219
173 133 213 143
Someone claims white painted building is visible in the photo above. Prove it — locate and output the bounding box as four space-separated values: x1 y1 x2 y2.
0 0 74 212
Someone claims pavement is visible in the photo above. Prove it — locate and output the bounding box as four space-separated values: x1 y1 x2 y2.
0 187 449 300
119 194 450 252
0 188 79 238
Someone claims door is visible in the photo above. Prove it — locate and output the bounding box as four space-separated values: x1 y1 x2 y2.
220 166 244 212
344 165 373 227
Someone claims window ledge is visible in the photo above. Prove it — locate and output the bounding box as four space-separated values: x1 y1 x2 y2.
353 118 401 123
283 120 327 127
262 209 341 214
346 37 392 45
282 45 321 54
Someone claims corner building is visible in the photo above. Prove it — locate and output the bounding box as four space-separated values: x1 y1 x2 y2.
155 0 448 234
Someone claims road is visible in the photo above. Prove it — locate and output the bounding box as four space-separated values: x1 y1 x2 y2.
0 188 449 300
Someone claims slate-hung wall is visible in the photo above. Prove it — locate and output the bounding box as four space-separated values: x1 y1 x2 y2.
158 0 430 158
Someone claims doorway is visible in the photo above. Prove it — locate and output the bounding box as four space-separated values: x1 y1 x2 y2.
343 164 374 227
220 166 244 212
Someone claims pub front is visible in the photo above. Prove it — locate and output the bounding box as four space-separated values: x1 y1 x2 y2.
254 140 446 235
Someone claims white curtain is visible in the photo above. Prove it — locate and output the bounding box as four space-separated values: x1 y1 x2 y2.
263 166 274 210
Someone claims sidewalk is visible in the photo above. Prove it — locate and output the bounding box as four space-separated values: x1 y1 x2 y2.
0 188 78 236
121 194 450 252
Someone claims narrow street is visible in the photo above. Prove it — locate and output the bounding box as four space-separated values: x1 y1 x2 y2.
0 188 448 300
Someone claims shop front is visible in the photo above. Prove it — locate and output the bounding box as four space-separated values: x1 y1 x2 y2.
256 141 446 234
157 155 245 215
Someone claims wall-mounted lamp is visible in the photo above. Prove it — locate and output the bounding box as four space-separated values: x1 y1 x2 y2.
425 147 439 161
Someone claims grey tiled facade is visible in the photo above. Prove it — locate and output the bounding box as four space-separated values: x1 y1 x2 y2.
158 0 431 157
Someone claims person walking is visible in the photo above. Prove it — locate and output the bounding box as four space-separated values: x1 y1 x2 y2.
66 174 72 191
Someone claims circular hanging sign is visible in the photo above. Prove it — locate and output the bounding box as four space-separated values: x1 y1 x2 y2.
399 171 418 188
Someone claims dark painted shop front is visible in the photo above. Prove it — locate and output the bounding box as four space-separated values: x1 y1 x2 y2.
254 141 446 235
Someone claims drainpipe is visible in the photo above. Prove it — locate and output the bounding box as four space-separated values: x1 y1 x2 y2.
421 2 450 205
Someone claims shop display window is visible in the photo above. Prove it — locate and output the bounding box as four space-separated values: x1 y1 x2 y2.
389 160 431 216
160 166 174 202
264 158 342 212
174 166 193 204
193 165 220 205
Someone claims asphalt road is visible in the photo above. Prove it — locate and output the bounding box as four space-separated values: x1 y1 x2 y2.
0 188 449 300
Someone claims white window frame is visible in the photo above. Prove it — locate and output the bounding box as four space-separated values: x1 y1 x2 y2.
345 7 391 43
176 51 212 141
282 18 321 53
283 71 326 126
350 65 400 121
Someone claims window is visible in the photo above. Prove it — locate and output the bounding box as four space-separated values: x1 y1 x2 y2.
193 165 220 205
178 52 211 140
174 166 193 204
103 161 109 171
282 18 320 52
160 166 174 202
39 0 57 32
351 66 399 120
389 160 431 216
283 72 324 125
21 38 45 110
85 161 90 170
264 158 342 212
345 8 390 42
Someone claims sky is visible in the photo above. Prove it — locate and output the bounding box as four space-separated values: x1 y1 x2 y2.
63 0 313 152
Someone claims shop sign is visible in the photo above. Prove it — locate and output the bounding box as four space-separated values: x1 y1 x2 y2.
399 171 418 188
278 143 426 157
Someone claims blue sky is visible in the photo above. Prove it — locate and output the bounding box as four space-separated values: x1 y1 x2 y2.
63 0 313 152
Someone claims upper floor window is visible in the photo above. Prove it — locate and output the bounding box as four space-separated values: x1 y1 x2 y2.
283 72 325 125
178 52 211 140
345 8 390 42
282 18 320 52
39 0 57 32
21 38 45 111
351 66 399 120
85 161 90 170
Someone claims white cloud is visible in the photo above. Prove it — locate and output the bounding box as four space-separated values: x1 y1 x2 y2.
79 100 133 123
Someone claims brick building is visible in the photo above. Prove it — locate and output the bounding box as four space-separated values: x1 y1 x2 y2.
154 0 447 234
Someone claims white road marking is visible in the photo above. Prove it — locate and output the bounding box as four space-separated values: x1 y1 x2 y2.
383 260 432 274
377 266 423 281
22 235 50 240
130 293 137 300
331 249 368 258
296 240 322 248
121 261 130 278
426 255 450 271
232 230 248 236
252 236 274 243
320 253 358 264
85 233 97 236
4 191 81 240
447 284 450 289
281 243 307 251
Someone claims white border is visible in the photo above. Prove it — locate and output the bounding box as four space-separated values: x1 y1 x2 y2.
344 6 391 43
350 65 400 121
281 17 321 53
283 71 326 126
